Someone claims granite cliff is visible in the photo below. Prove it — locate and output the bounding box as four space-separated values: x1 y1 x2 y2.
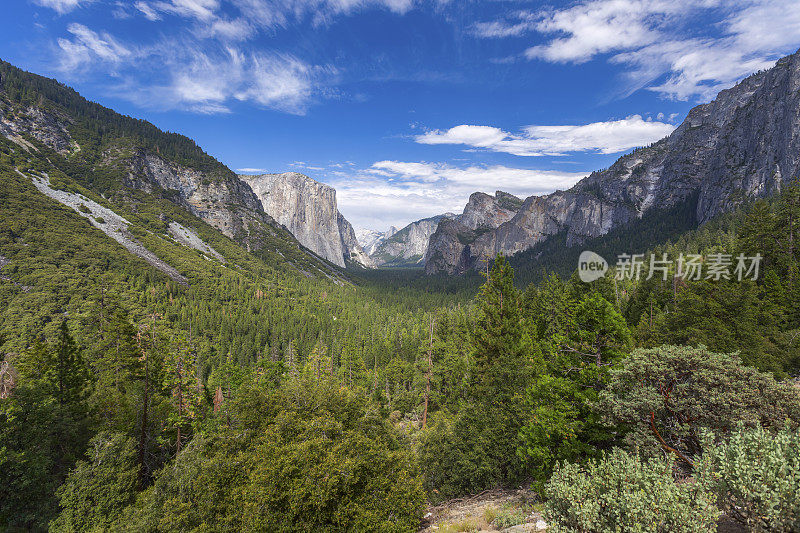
242 172 373 269
426 49 800 275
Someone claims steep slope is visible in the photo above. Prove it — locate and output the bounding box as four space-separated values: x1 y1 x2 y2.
425 49 800 275
241 172 373 269
372 214 455 267
0 59 346 282
374 190 522 269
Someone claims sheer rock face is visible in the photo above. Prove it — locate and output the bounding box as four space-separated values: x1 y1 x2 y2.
458 191 522 231
372 191 522 268
242 172 373 269
424 191 523 274
0 98 275 250
426 49 800 275
372 214 456 267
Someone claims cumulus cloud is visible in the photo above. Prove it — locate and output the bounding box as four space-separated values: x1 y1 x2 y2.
474 0 800 101
416 116 675 157
329 161 587 229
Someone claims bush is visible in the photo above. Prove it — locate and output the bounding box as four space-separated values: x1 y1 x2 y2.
492 505 528 529
50 432 139 532
117 378 426 532
544 448 719 533
417 407 527 501
600 345 800 463
698 425 800 532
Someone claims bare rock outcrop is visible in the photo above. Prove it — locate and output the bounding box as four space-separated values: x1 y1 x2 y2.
426 49 800 274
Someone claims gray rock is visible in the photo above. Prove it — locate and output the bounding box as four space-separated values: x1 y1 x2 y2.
426 48 800 274
242 172 373 268
424 191 523 273
372 214 456 267
0 102 77 154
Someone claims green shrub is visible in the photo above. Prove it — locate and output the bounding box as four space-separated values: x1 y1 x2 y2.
117 379 426 532
50 432 139 532
492 505 528 529
544 448 719 533
78 203 91 213
600 345 800 463
698 425 800 532
418 407 527 501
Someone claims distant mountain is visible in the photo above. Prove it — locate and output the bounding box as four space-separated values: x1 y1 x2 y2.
0 58 347 282
242 172 373 269
424 191 523 274
369 190 523 269
426 49 800 275
356 227 398 256
371 214 455 267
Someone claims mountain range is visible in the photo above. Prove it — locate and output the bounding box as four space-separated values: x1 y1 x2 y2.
423 49 800 274
4 48 800 282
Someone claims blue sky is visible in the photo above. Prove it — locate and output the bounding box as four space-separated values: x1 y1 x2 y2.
3 0 800 231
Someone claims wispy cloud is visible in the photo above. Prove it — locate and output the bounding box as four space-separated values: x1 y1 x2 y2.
416 116 675 157
149 0 220 21
330 160 587 229
34 0 85 14
237 167 268 173
55 24 331 114
473 0 800 101
57 23 132 71
131 0 416 37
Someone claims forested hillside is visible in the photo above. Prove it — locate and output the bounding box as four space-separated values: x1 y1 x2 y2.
2 59 800 532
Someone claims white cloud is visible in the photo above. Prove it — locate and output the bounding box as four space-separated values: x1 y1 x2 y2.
237 167 268 173
330 161 587 230
57 23 132 71
134 1 161 20
472 12 538 39
34 0 84 14
150 0 220 21
141 47 323 114
134 0 415 35
523 0 687 64
203 18 256 41
55 24 327 114
416 115 675 157
233 53 321 113
475 0 800 101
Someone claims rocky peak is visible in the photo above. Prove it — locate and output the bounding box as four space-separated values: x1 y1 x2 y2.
426 48 800 275
371 214 456 267
459 191 522 230
357 227 398 256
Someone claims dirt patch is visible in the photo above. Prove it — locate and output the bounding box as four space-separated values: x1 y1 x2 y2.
419 489 547 532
